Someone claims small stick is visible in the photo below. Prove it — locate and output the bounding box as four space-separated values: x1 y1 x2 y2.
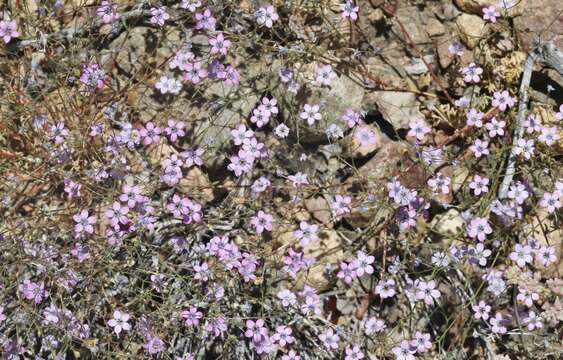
498 52 536 198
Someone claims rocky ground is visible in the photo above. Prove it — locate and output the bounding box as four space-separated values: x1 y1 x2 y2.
0 0 562 359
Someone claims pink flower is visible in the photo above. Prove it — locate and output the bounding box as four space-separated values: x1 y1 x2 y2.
407 119 430 141
448 42 465 56
277 288 297 307
337 261 358 284
485 117 505 137
144 336 165 355
342 108 363 128
392 340 415 360
523 115 542 133
19 279 48 304
482 6 500 23
460 63 483 83
183 61 208 84
319 328 340 350
165 119 186 142
410 332 432 353
255 5 279 28
331 194 352 217
294 221 319 246
181 307 203 327
108 310 131 335
470 138 490 158
250 107 269 128
341 1 359 20
80 63 107 90
364 317 386 335
345 344 364 360
415 280 441 305
539 191 561 213
288 172 309 187
105 202 129 227
427 173 450 195
96 1 119 24
556 104 563 121
300 104 322 125
231 124 254 145
139 122 161 146
469 175 489 196
272 325 294 347
490 312 508 334
509 243 533 267
472 300 491 320
355 126 377 147
251 210 273 234
180 0 201 12
466 217 492 241
374 278 396 299
535 246 557 267
73 209 97 238
524 311 543 331
316 64 337 86
209 32 231 56
0 20 19 43
538 126 560 146
351 251 374 276
513 138 535 159
492 90 515 111
466 108 484 127
195 9 216 31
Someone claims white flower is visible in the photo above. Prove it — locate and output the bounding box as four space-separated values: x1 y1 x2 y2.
155 76 182 94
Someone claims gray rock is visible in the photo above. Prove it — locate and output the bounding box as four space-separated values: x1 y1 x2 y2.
364 91 424 129
394 7 431 45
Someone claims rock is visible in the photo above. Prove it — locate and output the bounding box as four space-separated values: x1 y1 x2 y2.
440 2 462 20
178 167 214 205
426 18 446 37
304 196 333 228
454 0 526 17
362 57 408 88
194 83 259 166
456 14 486 49
394 7 431 45
105 26 182 76
430 209 464 236
513 0 563 51
364 91 424 129
285 62 366 143
300 230 345 291
346 124 386 158
436 34 456 69
404 55 436 75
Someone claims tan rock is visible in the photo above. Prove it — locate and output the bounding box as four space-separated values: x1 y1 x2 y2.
304 196 333 228
456 14 486 49
454 0 526 17
178 167 214 205
300 230 345 291
364 91 424 129
394 7 431 45
513 0 562 50
430 209 464 236
426 18 446 37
